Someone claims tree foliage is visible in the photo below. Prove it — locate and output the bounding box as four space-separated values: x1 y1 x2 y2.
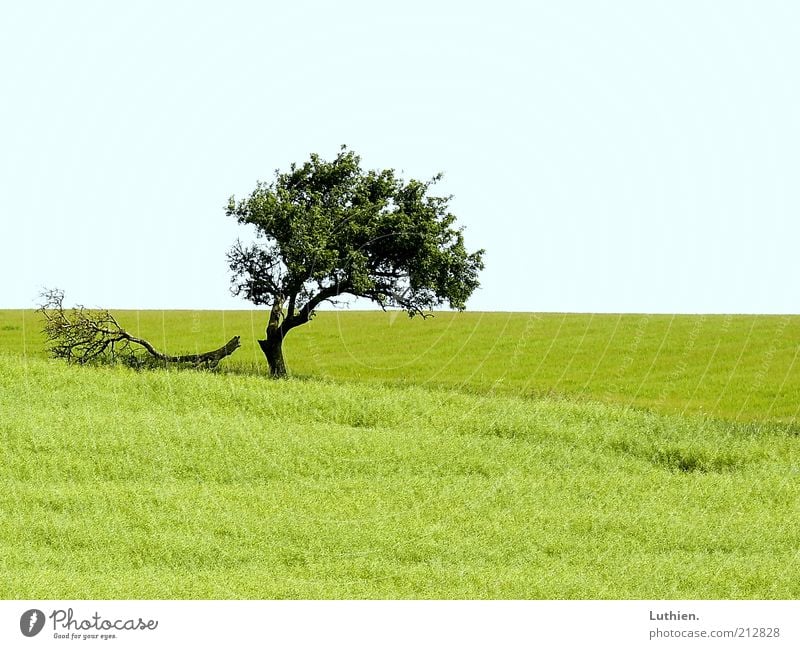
227 146 485 376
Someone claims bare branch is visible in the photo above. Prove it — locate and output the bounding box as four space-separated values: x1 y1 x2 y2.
37 289 241 369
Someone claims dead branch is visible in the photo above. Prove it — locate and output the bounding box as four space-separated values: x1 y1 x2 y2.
37 289 240 369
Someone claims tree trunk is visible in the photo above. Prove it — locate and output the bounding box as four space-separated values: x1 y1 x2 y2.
258 336 287 378
258 298 290 377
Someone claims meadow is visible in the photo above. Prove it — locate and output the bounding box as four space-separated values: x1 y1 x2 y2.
3 309 798 422
0 309 798 598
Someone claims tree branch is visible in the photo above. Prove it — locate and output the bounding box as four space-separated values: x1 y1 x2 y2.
286 291 297 321
281 284 343 332
38 289 241 369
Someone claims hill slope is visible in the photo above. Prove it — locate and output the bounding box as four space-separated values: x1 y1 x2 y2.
1 355 798 598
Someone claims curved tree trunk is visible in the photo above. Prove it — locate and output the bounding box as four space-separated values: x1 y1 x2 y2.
258 336 287 377
258 298 290 377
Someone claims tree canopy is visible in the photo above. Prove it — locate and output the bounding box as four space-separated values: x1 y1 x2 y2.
227 146 485 376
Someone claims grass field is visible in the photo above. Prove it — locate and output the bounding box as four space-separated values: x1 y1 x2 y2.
1 309 799 598
2 309 799 421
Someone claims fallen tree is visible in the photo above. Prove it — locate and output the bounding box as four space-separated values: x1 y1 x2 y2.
37 289 240 369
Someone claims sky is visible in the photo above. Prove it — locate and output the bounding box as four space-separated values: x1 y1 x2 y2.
1 1 797 313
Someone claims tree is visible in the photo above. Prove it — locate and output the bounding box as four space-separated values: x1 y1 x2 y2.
226 146 485 377
38 289 241 369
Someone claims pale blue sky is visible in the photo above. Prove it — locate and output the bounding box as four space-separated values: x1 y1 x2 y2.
1 1 797 313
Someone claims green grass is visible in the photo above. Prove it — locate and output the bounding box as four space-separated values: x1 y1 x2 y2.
3 309 799 421
1 310 799 598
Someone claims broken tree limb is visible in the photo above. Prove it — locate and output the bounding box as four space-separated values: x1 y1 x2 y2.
123 332 242 367
37 288 241 369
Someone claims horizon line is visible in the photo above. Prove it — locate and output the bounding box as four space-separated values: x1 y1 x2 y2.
1 307 797 317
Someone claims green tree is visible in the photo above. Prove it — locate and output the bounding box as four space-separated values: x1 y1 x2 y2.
226 146 485 377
